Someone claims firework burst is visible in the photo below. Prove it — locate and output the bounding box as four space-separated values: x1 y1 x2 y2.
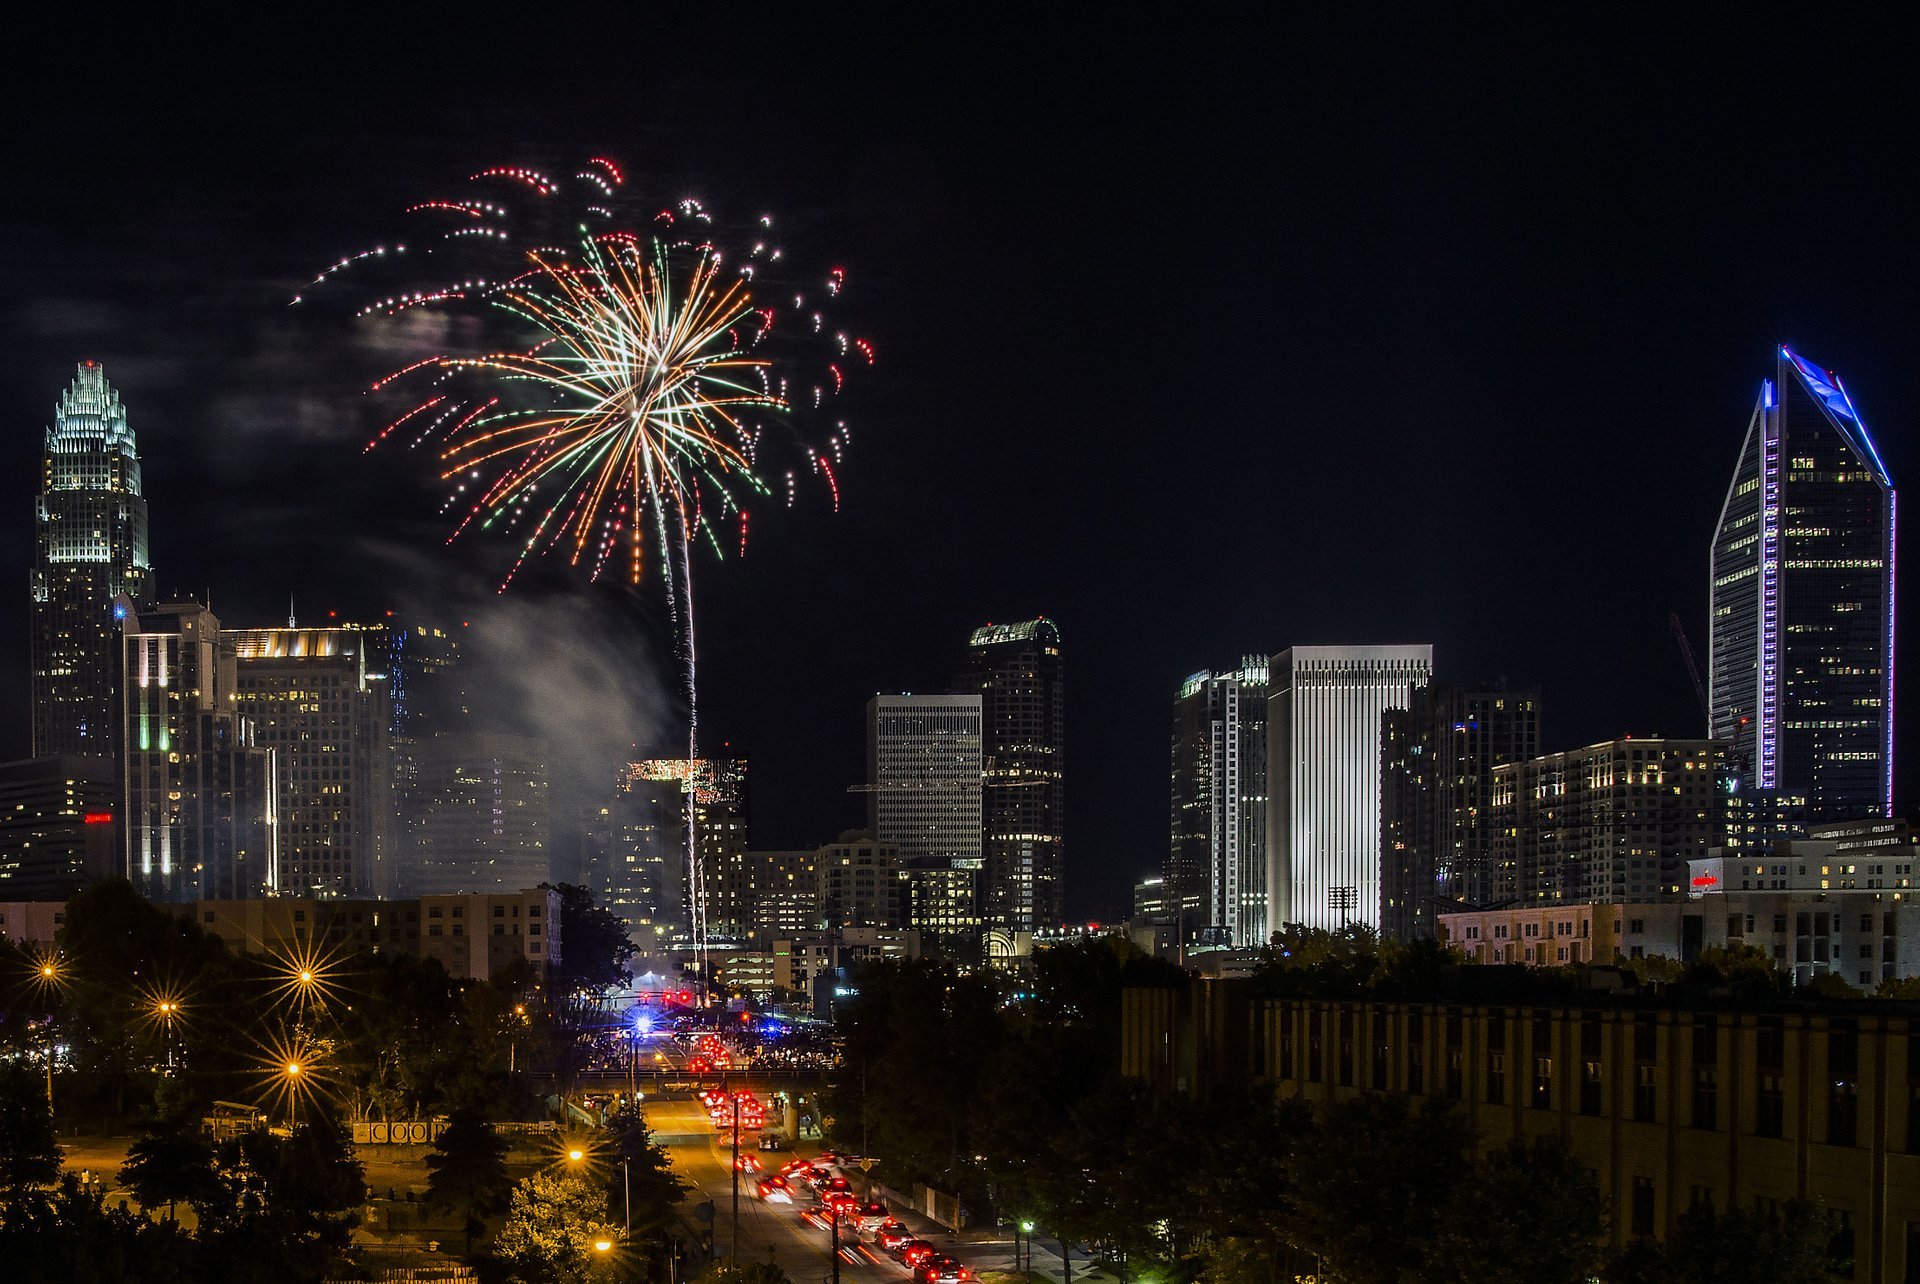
306 160 868 595
309 161 869 965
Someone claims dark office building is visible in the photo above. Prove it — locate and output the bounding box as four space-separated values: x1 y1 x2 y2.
1379 683 1540 941
1167 658 1268 947
954 618 1064 934
31 363 153 763
0 756 119 899
1710 347 1895 823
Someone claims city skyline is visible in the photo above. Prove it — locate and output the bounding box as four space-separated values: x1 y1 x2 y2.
4 13 1919 919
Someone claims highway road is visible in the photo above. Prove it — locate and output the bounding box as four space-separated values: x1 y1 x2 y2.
652 1097 934 1284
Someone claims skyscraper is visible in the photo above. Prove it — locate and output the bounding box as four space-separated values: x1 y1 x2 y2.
412 733 551 895
384 621 468 886
954 619 1065 933
1710 347 1895 823
226 626 392 898
627 757 748 943
122 604 277 902
0 756 119 900
868 694 983 956
32 363 153 762
1378 682 1540 942
1167 658 1268 947
1266 645 1432 932
1489 738 1731 904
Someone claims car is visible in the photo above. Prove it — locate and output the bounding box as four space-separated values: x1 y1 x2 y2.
815 1150 842 1166
825 1175 851 1194
803 1167 832 1190
874 1220 912 1251
758 1134 786 1152
916 1256 970 1284
733 1152 763 1172
849 1201 888 1228
780 1158 813 1176
756 1175 792 1204
896 1239 936 1267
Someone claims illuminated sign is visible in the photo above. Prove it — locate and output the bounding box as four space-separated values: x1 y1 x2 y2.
83 812 114 825
1690 873 1719 888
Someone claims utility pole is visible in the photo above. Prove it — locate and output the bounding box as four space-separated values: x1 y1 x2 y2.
830 1200 842 1284
730 1094 741 1259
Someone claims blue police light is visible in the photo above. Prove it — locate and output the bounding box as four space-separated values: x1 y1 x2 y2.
635 1014 654 1036
112 603 128 621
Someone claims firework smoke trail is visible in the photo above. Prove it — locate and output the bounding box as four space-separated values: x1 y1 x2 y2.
308 161 870 968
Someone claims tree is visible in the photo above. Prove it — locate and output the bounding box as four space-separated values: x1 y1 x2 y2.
1429 1139 1606 1284
493 1168 622 1283
604 1099 687 1233
0 1174 200 1282
426 1109 513 1252
1279 1095 1471 1284
119 1123 218 1221
1608 1199 1840 1284
197 1117 366 1283
546 882 637 995
0 1063 60 1206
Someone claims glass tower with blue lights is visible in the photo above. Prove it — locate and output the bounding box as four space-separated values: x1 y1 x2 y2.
31 362 153 762
1710 347 1895 823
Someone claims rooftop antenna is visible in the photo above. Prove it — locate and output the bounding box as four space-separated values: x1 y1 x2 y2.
288 594 297 629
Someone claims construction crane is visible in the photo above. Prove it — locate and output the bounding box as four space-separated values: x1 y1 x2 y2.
1670 612 1750 778
1670 612 1711 737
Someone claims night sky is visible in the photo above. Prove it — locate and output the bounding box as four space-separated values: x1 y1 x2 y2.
5 10 1919 918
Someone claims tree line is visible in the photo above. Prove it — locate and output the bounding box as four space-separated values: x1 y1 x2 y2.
825 933 1846 1284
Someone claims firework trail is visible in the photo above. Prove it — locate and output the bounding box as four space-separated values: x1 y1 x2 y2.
306 160 869 967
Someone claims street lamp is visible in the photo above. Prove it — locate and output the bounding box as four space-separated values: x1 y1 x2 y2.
282 1059 305 1125
152 999 181 1074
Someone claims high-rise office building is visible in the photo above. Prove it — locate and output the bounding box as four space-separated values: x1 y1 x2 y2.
1710 347 1895 823
1489 738 1731 904
627 758 747 942
868 695 983 956
816 831 905 930
1266 645 1432 931
384 621 468 886
583 772 684 954
32 363 153 762
226 626 392 899
1167 658 1269 947
0 756 119 900
954 619 1065 933
749 849 820 939
1378 682 1540 941
412 733 550 895
122 604 277 902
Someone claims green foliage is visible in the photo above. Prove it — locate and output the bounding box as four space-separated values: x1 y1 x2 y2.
426 1108 513 1251
604 1098 688 1232
1279 1095 1472 1284
1607 1199 1840 1284
1429 1139 1608 1284
492 1168 622 1283
1804 972 1863 1001
0 1174 200 1283
0 1063 60 1200
119 1122 219 1219
826 957 1006 1192
191 1116 367 1282
547 881 638 994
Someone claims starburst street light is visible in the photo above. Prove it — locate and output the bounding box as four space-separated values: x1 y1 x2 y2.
256 1027 331 1125
267 940 345 1013
137 987 188 1074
